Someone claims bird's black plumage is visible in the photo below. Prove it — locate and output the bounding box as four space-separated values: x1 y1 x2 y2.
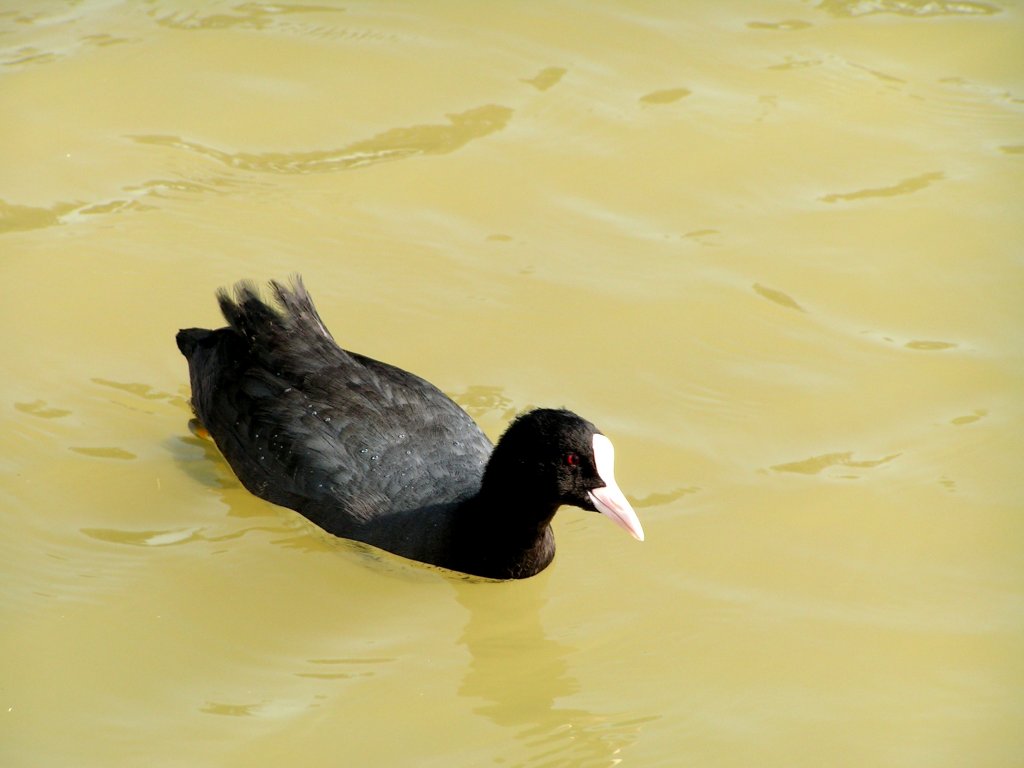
176 277 642 579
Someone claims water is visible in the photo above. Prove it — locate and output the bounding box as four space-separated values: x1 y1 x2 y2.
2 1 1022 766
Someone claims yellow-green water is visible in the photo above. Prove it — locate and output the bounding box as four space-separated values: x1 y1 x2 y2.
2 1 1022 766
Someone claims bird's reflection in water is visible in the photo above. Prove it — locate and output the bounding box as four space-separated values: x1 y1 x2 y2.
453 578 657 766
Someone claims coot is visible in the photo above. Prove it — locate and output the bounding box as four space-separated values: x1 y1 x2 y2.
176 277 643 579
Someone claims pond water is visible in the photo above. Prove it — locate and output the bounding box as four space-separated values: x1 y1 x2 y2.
2 1 1022 766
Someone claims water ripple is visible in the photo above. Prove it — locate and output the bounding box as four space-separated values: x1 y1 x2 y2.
770 451 902 476
817 0 1001 17
128 104 514 175
521 66 567 92
639 87 691 105
753 283 805 312
153 2 346 33
632 487 699 509
0 200 81 234
747 19 814 31
82 526 205 547
14 400 72 419
69 447 137 461
293 656 391 680
820 171 944 203
905 339 957 351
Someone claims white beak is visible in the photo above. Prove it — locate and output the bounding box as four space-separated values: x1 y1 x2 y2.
587 434 645 541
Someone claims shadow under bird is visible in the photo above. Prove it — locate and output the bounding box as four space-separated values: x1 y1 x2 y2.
176 277 644 579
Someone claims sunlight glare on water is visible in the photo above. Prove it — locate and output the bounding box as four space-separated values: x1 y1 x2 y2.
2 1 1022 766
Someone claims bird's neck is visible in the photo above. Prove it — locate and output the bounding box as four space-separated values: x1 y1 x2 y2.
449 490 557 580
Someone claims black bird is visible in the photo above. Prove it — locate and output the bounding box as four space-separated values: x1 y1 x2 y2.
176 278 643 579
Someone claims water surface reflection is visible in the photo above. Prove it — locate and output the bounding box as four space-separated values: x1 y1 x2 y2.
454 581 657 767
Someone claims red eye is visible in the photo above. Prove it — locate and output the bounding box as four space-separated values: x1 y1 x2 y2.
566 453 579 466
